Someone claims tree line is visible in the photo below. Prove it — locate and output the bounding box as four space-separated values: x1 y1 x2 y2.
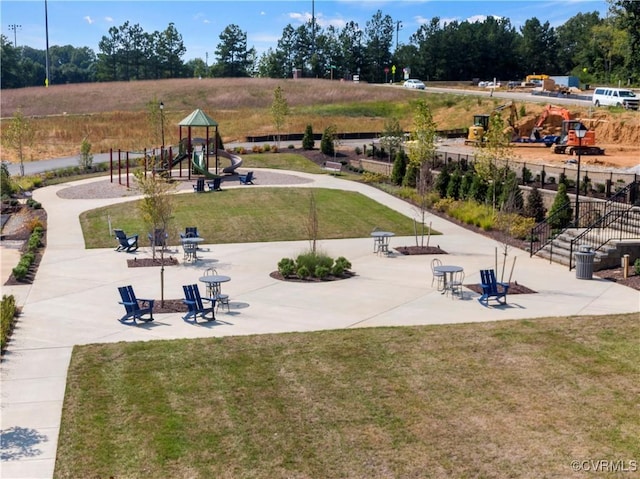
1 0 638 89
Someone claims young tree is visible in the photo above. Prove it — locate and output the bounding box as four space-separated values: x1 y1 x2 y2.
2 109 34 177
474 112 514 210
134 170 177 305
380 117 404 163
406 99 437 188
499 170 524 213
271 85 289 148
78 137 94 171
306 191 319 253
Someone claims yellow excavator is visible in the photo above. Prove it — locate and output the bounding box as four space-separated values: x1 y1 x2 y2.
465 101 518 145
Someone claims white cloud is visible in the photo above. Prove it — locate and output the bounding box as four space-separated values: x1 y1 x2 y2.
288 11 347 30
105 16 113 23
467 15 488 23
83 16 94 25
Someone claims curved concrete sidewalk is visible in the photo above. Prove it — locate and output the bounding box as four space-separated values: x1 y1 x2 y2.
1 169 638 478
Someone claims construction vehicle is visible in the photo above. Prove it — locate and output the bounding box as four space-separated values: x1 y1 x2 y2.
528 105 604 155
553 120 605 155
465 101 518 145
525 74 549 84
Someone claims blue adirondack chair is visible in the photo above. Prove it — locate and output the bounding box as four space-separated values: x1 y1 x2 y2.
182 284 216 322
239 171 254 185
193 178 205 192
118 285 154 322
114 229 139 252
478 269 509 306
207 177 222 191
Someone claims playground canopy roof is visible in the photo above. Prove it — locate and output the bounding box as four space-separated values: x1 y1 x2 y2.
179 108 218 127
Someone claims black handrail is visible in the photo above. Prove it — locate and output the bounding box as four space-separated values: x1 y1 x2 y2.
529 201 572 257
569 206 640 269
529 180 639 257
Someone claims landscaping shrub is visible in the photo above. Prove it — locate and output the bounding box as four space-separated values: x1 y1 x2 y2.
278 258 296 277
12 263 29 281
361 172 388 184
276 253 351 280
296 265 310 279
314 265 331 279
495 213 535 239
634 258 640 276
1 294 17 353
334 256 352 271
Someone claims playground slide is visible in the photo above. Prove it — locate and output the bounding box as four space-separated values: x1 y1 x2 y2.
191 151 218 179
219 149 243 174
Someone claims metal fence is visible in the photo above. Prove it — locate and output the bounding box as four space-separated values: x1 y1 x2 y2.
433 149 638 197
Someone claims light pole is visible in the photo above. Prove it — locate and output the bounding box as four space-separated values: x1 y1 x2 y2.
8 24 21 47
159 102 165 147
396 21 402 50
574 127 587 226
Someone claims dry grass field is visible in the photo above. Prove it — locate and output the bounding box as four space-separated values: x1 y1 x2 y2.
1 78 638 168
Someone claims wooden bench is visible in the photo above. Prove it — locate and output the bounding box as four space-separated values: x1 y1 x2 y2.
322 161 343 174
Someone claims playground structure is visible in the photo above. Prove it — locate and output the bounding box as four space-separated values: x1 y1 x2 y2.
110 108 242 186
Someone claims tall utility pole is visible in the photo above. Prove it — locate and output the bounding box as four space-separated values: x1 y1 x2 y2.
8 24 21 47
311 0 316 54
44 0 50 87
396 20 402 50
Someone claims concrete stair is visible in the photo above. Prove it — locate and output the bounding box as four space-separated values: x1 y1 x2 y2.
536 206 640 270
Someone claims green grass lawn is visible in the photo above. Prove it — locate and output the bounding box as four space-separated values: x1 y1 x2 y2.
54 314 639 478
81 188 429 248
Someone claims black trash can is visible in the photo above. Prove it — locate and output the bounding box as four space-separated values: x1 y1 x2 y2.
575 245 595 280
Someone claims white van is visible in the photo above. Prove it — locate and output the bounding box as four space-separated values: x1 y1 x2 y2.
592 87 639 110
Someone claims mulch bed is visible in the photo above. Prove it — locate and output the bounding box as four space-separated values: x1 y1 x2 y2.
395 246 447 255
127 257 179 268
269 271 356 282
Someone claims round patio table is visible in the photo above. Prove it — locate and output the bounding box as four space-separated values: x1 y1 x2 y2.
433 265 463 294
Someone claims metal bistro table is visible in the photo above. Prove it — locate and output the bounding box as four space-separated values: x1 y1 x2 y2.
198 274 231 299
433 265 463 295
182 237 204 261
371 231 394 255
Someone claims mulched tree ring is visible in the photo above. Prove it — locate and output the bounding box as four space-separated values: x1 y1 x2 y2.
396 246 447 255
127 257 179 268
270 271 356 282
465 282 537 295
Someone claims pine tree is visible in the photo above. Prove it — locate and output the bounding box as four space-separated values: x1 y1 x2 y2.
547 183 572 230
320 126 336 156
525 185 546 222
302 124 315 150
391 150 407 185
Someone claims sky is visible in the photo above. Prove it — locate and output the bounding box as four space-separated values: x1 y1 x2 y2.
2 0 611 62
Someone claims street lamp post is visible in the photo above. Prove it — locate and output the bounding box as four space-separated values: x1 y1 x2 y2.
574 128 587 227
159 102 165 147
